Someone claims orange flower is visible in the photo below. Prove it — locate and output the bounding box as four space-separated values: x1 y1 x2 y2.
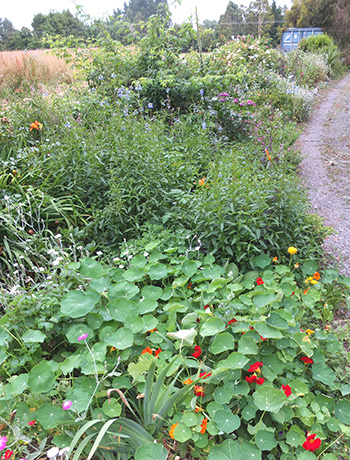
265 149 272 161
169 422 178 439
141 346 153 355
313 272 321 280
147 328 157 334
198 177 206 186
303 288 310 295
272 256 278 263
195 405 204 413
200 418 208 434
30 120 43 131
183 377 193 385
154 348 162 357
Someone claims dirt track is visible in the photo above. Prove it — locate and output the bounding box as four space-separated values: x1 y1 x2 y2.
297 73 350 276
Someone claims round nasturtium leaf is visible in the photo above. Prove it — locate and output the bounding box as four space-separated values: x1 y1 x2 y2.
90 276 112 293
238 336 258 355
214 410 240 434
240 441 262 460
253 386 287 413
214 387 232 405
60 291 97 318
194 433 208 448
134 443 168 460
173 423 192 442
141 285 163 300
109 298 138 322
104 328 134 350
79 257 105 278
102 398 122 417
148 263 168 280
211 333 235 354
182 412 201 427
66 387 91 413
200 318 226 337
286 426 305 447
255 430 277 451
22 329 46 344
297 451 318 460
242 404 257 421
28 362 55 394
207 439 242 460
139 299 158 314
123 267 145 282
9 374 29 396
322 454 338 460
35 404 68 429
335 400 350 425
66 324 94 344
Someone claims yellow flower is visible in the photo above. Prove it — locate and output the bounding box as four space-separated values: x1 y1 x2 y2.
288 247 298 255
305 276 314 284
310 280 318 285
304 329 314 335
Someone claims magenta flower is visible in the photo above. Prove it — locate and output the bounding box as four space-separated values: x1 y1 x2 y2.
0 437 7 452
62 400 73 410
78 333 88 341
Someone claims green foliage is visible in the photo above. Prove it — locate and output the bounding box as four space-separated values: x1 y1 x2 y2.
1 250 349 459
299 34 335 52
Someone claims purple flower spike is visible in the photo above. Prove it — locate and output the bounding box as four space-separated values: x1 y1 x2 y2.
62 400 73 410
78 333 88 342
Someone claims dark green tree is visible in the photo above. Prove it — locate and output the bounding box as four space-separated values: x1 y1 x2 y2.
245 0 274 38
218 2 246 39
270 0 284 45
125 0 169 23
31 10 88 39
0 18 16 50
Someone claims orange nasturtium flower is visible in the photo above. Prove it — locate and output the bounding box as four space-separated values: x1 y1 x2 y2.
169 423 178 439
304 329 314 335
198 177 206 186
200 418 208 434
30 120 43 131
272 256 278 263
313 272 321 280
183 377 193 385
141 346 153 355
288 246 298 255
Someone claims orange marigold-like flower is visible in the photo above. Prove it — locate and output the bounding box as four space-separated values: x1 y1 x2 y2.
303 433 321 451
30 120 43 131
200 418 208 434
141 346 153 355
169 423 178 439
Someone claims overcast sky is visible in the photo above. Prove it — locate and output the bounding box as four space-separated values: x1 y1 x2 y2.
1 0 291 30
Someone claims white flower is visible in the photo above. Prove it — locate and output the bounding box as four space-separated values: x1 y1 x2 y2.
47 447 60 458
54 234 62 239
59 447 70 456
96 251 103 256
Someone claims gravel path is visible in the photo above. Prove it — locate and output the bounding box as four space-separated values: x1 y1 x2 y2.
297 73 350 276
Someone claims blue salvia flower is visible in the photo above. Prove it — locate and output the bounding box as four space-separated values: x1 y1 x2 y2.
148 102 153 109
202 122 207 129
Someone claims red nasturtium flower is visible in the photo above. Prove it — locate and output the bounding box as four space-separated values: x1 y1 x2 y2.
191 345 202 358
303 433 321 451
282 385 292 397
28 420 36 426
194 385 205 397
245 375 257 383
260 336 267 341
248 361 263 373
300 356 314 364
169 423 178 439
4 450 13 459
256 277 264 285
228 318 237 325
199 372 212 379
256 378 265 385
200 418 208 434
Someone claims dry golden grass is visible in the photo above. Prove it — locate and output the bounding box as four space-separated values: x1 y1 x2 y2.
0 49 76 92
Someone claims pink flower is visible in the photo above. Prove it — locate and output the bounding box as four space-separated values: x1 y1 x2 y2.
0 437 7 452
78 333 88 341
62 400 73 410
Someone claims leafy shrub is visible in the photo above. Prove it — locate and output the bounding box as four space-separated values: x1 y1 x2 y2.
299 34 335 53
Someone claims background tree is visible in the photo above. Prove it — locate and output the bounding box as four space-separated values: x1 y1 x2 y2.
0 18 15 50
284 0 335 31
218 2 246 39
124 0 169 23
270 0 284 45
245 0 274 38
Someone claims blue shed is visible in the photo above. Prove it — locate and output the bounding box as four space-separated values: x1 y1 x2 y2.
281 28 323 52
